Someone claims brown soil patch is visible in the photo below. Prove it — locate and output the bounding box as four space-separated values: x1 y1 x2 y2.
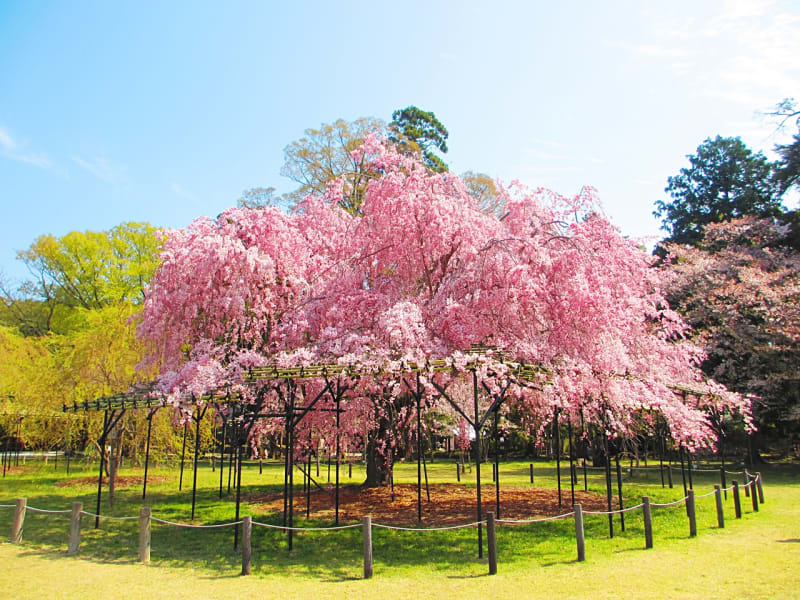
246 483 607 525
56 475 167 488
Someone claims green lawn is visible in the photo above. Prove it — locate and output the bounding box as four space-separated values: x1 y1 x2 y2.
1 457 798 599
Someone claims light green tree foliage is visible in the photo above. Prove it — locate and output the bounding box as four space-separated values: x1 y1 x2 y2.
0 223 171 458
3 222 161 335
281 117 387 214
461 170 504 216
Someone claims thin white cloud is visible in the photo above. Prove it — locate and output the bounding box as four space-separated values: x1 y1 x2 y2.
171 183 197 202
530 137 569 149
612 1 800 107
0 126 15 150
589 157 604 164
71 155 127 184
521 147 568 161
14 152 52 169
525 165 583 174
608 40 686 59
0 125 55 170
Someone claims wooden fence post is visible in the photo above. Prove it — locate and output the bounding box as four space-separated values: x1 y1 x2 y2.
713 485 724 529
138 506 151 563
750 480 759 512
743 472 750 497
574 504 585 562
487 512 497 575
686 490 696 537
529 464 534 484
756 473 764 504
732 481 742 519
667 464 673 488
67 501 83 554
362 516 373 579
241 515 252 575
10 498 26 544
642 497 653 549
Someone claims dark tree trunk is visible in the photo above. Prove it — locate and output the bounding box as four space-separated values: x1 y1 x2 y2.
363 392 410 488
363 426 392 488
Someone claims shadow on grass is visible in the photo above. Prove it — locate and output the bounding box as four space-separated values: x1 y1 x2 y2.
7 460 794 579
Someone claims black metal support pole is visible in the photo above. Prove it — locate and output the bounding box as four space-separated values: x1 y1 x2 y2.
473 371 483 559
219 419 226 499
234 432 244 550
143 411 154 500
2 431 8 477
422 451 430 501
604 435 614 538
95 410 109 529
15 419 21 466
580 410 587 491
191 408 201 520
554 410 562 507
335 392 340 526
65 423 71 475
686 450 694 490
568 419 575 507
179 421 188 491
615 454 625 532
283 421 289 527
227 429 234 494
288 416 294 550
417 380 422 523
493 408 500 519
306 457 311 519
679 445 688 497
659 430 665 488
287 384 295 550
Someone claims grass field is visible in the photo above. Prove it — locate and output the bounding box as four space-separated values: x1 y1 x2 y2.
1 456 798 599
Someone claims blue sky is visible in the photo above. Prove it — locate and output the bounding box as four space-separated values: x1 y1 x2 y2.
1 0 798 284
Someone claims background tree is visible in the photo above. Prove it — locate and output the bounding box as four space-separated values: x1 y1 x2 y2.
461 170 504 216
768 98 800 194
2 222 161 335
663 216 800 458
237 186 280 210
654 136 783 245
280 117 387 213
389 106 449 173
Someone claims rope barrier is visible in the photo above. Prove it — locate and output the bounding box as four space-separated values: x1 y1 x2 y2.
372 521 483 532
79 510 139 521
4 476 762 540
152 517 243 529
651 496 689 508
497 512 575 524
372 521 482 532
25 507 71 514
583 502 645 516
693 489 717 499
252 521 360 532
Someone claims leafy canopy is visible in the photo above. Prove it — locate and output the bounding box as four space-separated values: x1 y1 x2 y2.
654 136 783 245
389 106 449 173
